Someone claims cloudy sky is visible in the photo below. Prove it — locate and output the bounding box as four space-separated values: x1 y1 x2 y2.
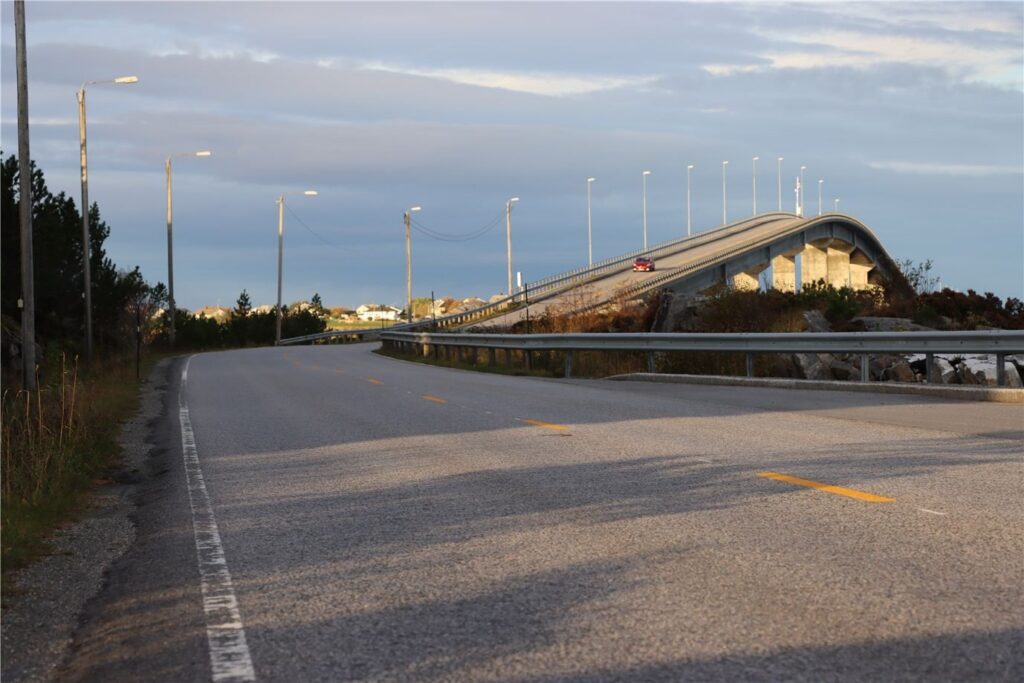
2 1 1022 309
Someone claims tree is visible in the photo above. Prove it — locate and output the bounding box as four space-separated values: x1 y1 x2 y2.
310 292 325 316
897 258 940 295
234 289 252 318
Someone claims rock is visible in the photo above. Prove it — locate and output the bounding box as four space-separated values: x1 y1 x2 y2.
882 360 916 383
829 359 856 381
793 353 834 381
803 310 832 333
853 316 935 332
957 364 981 385
935 357 958 384
958 354 1023 386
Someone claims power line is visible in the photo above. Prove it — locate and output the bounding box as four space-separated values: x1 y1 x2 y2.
410 210 505 242
284 202 345 251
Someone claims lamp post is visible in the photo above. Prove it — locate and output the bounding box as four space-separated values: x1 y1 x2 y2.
799 165 807 216
275 190 318 344
721 161 729 224
586 177 595 267
641 170 651 251
818 179 823 216
776 157 783 211
77 74 138 360
165 150 211 349
752 156 759 215
506 196 519 297
686 164 694 237
404 205 422 322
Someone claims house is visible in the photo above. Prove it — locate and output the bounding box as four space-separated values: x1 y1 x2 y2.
329 307 357 322
195 306 231 322
356 304 402 322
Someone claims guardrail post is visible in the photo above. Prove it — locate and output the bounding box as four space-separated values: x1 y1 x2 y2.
860 353 870 382
422 342 429 358
526 350 533 371
646 351 655 374
564 350 574 378
505 348 513 368
925 353 936 383
745 352 754 378
996 353 1006 387
488 348 496 366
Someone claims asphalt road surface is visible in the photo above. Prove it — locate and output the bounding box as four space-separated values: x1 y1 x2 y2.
61 343 1023 682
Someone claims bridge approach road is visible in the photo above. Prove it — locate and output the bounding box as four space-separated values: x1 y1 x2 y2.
60 343 1023 681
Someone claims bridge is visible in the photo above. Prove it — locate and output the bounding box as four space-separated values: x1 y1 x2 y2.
284 211 898 343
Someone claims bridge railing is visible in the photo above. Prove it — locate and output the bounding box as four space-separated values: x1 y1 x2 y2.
378 330 1024 386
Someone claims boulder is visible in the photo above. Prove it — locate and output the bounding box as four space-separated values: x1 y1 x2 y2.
803 310 832 333
853 317 935 332
882 360 916 383
793 353 834 381
829 359 859 381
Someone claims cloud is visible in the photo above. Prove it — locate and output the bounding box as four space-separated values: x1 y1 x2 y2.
866 160 1024 177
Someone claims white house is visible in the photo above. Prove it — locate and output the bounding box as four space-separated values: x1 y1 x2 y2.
356 304 402 322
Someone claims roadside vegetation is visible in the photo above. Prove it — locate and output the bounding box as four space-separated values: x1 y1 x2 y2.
385 262 1022 380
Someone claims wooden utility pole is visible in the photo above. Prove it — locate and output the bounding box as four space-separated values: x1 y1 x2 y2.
15 0 36 390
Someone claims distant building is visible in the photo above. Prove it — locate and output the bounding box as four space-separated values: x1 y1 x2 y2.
195 306 231 322
356 304 402 322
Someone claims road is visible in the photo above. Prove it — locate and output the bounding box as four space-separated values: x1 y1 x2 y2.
61 343 1023 681
482 214 802 327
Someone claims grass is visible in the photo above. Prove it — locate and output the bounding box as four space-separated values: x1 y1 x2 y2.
1 351 164 580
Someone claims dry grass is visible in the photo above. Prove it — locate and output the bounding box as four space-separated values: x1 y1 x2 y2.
2 353 154 576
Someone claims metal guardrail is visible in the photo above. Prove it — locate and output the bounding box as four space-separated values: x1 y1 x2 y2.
380 330 1024 385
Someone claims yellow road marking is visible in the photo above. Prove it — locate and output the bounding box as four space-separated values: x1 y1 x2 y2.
521 418 570 431
422 395 447 404
758 471 894 503
367 378 383 385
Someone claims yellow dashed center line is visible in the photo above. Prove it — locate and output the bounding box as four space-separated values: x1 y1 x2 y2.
520 418 570 431
422 395 447 404
367 378 383 385
758 471 894 503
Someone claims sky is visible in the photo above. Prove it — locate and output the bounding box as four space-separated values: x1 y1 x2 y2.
1 0 1022 310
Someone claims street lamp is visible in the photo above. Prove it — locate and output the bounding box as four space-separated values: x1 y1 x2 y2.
721 161 729 224
641 170 651 251
752 156 759 216
799 165 807 215
275 189 318 344
686 164 694 237
404 205 422 322
776 157 783 211
77 74 138 360
165 149 212 349
506 196 520 297
818 179 823 216
586 178 595 267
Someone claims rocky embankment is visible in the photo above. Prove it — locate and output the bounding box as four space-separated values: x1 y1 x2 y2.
653 293 1022 387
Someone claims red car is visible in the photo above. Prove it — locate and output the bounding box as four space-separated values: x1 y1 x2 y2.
632 257 655 272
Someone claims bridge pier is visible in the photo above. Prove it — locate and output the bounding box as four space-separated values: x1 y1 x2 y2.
801 243 828 289
771 254 797 292
826 243 854 288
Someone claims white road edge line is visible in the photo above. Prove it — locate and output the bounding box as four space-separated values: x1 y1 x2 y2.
179 356 257 682
917 508 948 516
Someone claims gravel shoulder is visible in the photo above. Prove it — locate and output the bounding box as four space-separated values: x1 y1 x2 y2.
0 359 172 683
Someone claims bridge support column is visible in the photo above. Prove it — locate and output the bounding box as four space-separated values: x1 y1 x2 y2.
730 271 761 291
800 243 828 289
771 254 796 292
827 244 854 288
849 250 874 290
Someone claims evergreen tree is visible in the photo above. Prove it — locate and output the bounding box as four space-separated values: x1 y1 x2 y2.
234 289 252 317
